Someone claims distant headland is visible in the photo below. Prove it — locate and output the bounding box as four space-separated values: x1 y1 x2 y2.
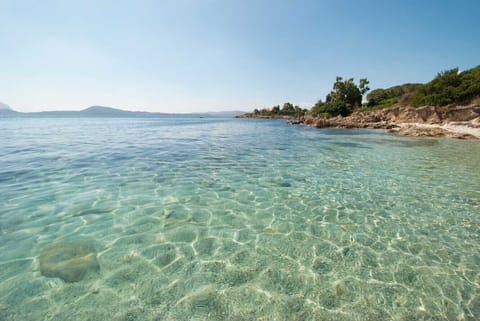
239 65 480 139
0 105 245 118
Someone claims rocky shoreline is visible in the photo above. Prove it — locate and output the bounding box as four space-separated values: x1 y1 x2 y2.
299 105 480 139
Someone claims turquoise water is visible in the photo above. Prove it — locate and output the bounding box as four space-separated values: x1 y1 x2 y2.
1 117 479 320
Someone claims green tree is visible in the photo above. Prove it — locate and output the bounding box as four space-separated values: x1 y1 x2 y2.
271 105 280 114
367 83 421 107
281 102 295 115
314 77 369 116
310 100 326 115
326 77 369 108
411 67 480 106
294 105 302 115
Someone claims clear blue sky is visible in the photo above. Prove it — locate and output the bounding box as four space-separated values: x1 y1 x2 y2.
1 0 479 112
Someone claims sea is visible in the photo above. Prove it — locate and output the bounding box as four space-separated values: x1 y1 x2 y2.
0 117 479 320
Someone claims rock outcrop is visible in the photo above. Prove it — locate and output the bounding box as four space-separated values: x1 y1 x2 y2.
300 105 480 139
388 125 476 139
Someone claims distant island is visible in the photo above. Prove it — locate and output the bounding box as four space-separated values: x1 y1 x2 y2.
239 65 480 139
0 105 245 118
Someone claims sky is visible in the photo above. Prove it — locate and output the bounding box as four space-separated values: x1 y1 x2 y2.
1 0 479 113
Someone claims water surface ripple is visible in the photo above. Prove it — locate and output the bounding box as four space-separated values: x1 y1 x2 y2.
1 117 479 320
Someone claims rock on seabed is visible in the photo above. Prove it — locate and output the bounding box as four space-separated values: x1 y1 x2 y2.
39 241 100 282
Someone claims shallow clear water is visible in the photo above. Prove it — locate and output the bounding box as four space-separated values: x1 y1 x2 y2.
1 117 479 320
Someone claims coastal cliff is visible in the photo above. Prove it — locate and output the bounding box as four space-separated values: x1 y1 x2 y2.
240 65 480 139
300 105 480 139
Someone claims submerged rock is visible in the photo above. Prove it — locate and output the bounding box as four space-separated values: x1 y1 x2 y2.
39 241 100 282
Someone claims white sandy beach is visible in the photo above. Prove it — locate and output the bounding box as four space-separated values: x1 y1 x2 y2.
398 122 480 139
442 123 480 138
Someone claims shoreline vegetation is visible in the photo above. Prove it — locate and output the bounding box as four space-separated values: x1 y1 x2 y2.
238 65 480 139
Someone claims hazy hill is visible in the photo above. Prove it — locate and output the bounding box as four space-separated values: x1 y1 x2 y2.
80 106 163 117
0 104 245 118
0 102 12 110
0 102 18 116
